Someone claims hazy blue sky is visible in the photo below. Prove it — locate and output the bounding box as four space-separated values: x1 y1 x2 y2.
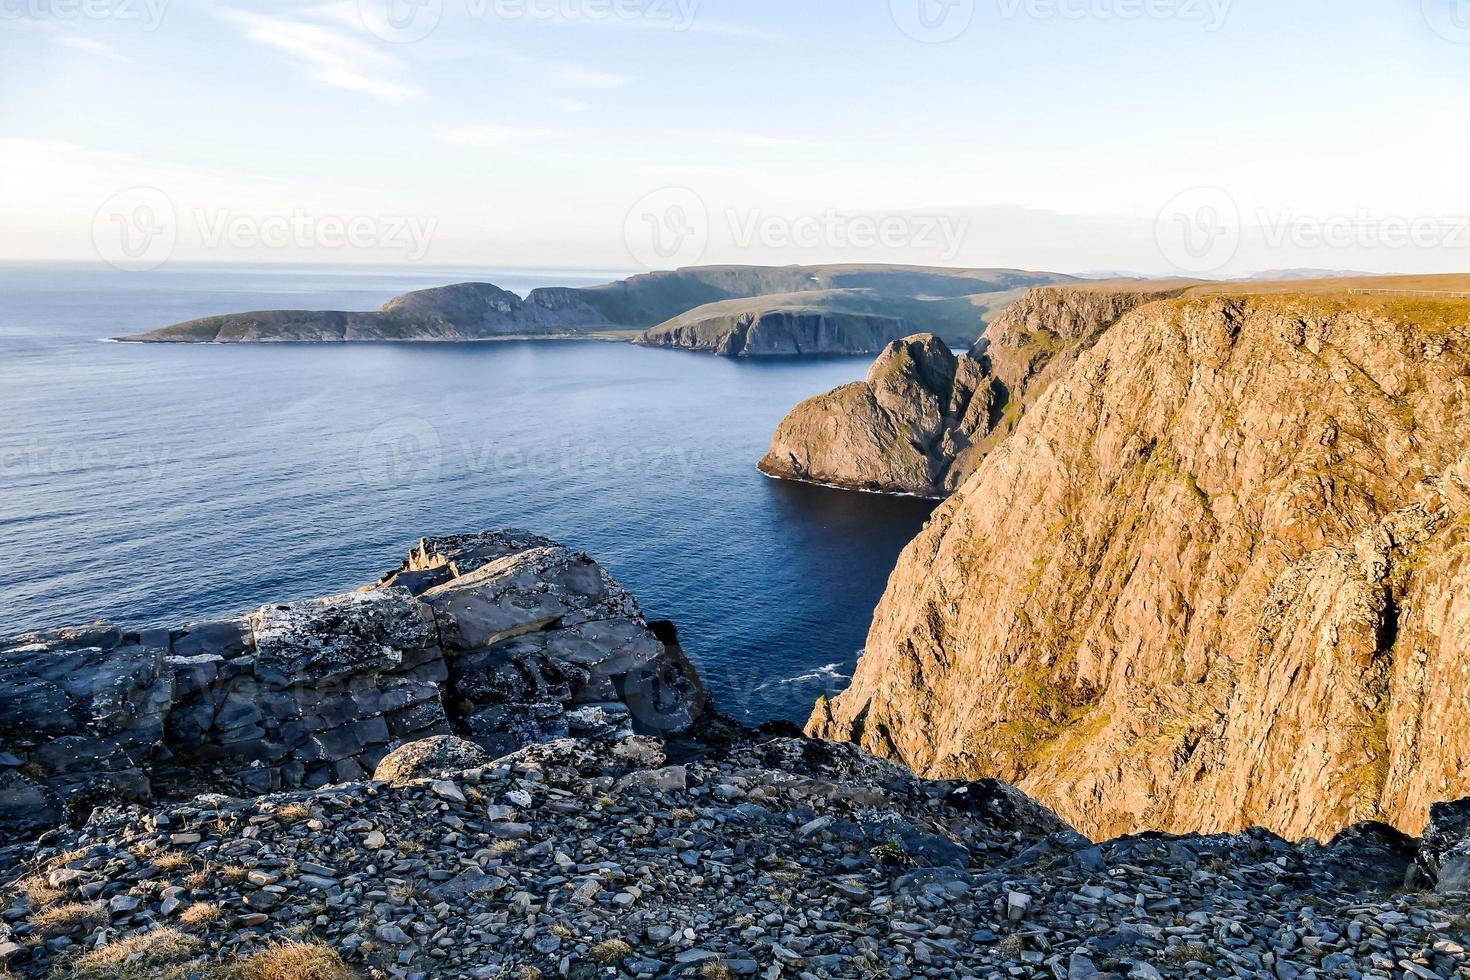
2 0 1467 276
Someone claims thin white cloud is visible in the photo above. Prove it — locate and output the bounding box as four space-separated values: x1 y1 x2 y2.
711 132 827 150
547 95 590 113
54 34 130 61
440 126 565 146
0 15 130 60
212 5 420 103
550 63 633 89
402 36 636 92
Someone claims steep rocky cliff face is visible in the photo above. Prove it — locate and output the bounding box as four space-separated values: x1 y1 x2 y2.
758 334 992 496
810 292 1470 842
760 284 1191 496
637 304 913 357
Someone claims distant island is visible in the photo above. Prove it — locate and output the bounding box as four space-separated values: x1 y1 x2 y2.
117 264 1078 355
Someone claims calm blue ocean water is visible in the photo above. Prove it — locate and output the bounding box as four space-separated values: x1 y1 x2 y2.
0 263 935 723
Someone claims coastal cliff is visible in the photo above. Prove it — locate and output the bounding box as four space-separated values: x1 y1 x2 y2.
634 291 916 357
119 265 1075 352
759 283 1193 496
809 288 1470 844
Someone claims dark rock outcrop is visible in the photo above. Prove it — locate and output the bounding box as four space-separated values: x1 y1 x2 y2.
758 334 992 496
0 530 706 841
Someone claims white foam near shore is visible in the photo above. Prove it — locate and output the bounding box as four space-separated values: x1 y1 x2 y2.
756 662 850 692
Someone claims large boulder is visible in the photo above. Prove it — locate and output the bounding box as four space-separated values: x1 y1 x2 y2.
373 736 494 783
403 532 708 751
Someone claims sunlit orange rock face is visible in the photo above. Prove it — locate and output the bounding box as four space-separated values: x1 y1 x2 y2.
811 289 1470 842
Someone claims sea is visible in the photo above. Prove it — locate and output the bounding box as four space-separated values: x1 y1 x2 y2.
0 262 937 724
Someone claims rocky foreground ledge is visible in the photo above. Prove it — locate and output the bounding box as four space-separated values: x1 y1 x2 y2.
2 732 1470 978
4 531 1470 978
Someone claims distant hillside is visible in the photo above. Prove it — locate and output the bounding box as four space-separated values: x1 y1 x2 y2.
119 264 1077 353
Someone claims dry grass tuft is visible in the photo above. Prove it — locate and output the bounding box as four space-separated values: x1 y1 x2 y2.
225 941 357 980
152 852 191 873
16 874 66 907
589 939 633 964
701 963 736 980
178 902 222 930
218 866 248 884
32 901 107 937
70 927 202 977
274 804 311 824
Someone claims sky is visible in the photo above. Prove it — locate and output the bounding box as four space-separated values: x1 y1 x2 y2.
2 0 1468 277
